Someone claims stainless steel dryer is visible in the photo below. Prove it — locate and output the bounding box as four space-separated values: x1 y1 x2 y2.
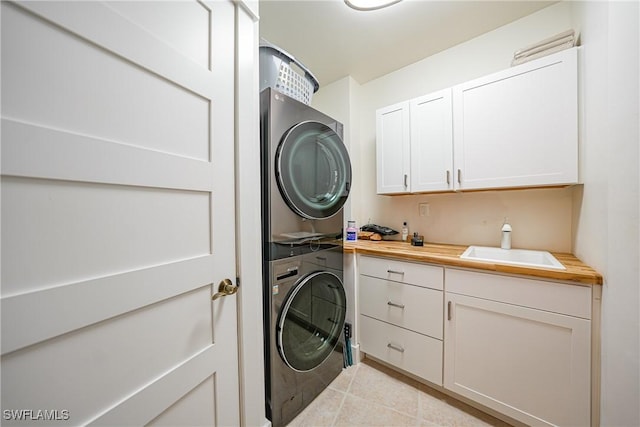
266 246 346 427
260 88 351 427
260 88 351 259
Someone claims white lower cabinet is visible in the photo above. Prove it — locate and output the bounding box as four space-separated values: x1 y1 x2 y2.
444 268 592 427
358 255 444 385
357 256 595 426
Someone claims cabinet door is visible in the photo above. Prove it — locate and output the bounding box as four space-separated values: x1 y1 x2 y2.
444 292 590 427
410 89 454 192
452 48 578 190
376 101 410 194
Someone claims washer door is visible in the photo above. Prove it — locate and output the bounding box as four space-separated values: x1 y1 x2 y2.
277 271 346 372
276 121 352 219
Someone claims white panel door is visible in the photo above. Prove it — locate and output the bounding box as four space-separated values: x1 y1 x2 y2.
410 89 454 193
376 101 410 194
1 1 240 426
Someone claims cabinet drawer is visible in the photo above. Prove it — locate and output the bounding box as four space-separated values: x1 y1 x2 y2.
359 255 443 290
359 315 443 385
446 268 592 319
359 275 443 339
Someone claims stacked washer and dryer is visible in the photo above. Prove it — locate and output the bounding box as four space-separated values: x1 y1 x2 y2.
260 41 352 427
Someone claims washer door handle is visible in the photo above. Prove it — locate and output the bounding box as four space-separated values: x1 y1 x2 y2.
212 279 238 300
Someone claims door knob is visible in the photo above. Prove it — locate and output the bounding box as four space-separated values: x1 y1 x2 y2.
212 278 238 300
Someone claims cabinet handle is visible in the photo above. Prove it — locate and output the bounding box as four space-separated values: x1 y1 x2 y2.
315 256 327 261
457 169 462 184
387 301 405 309
447 301 452 321
403 174 408 188
387 269 405 275
387 343 405 353
446 170 451 185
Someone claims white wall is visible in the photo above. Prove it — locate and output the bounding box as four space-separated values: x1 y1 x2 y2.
315 0 640 424
351 1 577 251
572 1 640 425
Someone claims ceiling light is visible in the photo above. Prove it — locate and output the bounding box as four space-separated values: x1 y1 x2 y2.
344 0 402 11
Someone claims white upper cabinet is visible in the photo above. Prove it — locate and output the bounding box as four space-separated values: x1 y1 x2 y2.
452 48 578 190
410 89 454 192
375 47 579 194
376 90 453 195
376 101 411 194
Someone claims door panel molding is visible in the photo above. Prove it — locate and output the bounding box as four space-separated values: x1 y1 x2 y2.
2 119 215 191
2 255 215 354
88 345 218 426
12 1 216 99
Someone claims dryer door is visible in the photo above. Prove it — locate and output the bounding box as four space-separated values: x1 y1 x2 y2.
276 121 352 220
277 271 346 372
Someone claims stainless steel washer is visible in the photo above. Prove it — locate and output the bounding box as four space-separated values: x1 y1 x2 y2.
265 247 346 427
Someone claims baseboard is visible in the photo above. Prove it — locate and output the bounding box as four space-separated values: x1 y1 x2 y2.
351 343 360 364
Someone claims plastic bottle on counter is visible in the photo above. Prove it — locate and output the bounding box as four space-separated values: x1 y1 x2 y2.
401 222 409 242
501 218 512 249
346 220 358 242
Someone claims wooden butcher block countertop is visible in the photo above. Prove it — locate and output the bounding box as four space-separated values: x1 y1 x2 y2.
344 240 603 285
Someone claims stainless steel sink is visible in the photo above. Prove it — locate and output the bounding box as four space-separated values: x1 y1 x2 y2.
460 246 566 270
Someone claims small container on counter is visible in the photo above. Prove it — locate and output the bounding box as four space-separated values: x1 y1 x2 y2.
346 220 358 241
411 232 424 246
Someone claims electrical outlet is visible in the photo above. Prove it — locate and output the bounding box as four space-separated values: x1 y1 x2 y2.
419 203 430 217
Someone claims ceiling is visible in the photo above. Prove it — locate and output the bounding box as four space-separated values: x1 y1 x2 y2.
259 0 557 87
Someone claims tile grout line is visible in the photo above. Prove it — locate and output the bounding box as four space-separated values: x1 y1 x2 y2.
329 364 359 427
415 387 422 427
329 389 348 427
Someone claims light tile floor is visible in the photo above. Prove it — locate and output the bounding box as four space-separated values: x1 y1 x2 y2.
288 358 513 427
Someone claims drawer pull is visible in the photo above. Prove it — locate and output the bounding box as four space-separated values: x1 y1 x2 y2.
387 301 405 309
387 343 405 353
315 256 327 261
387 269 405 275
